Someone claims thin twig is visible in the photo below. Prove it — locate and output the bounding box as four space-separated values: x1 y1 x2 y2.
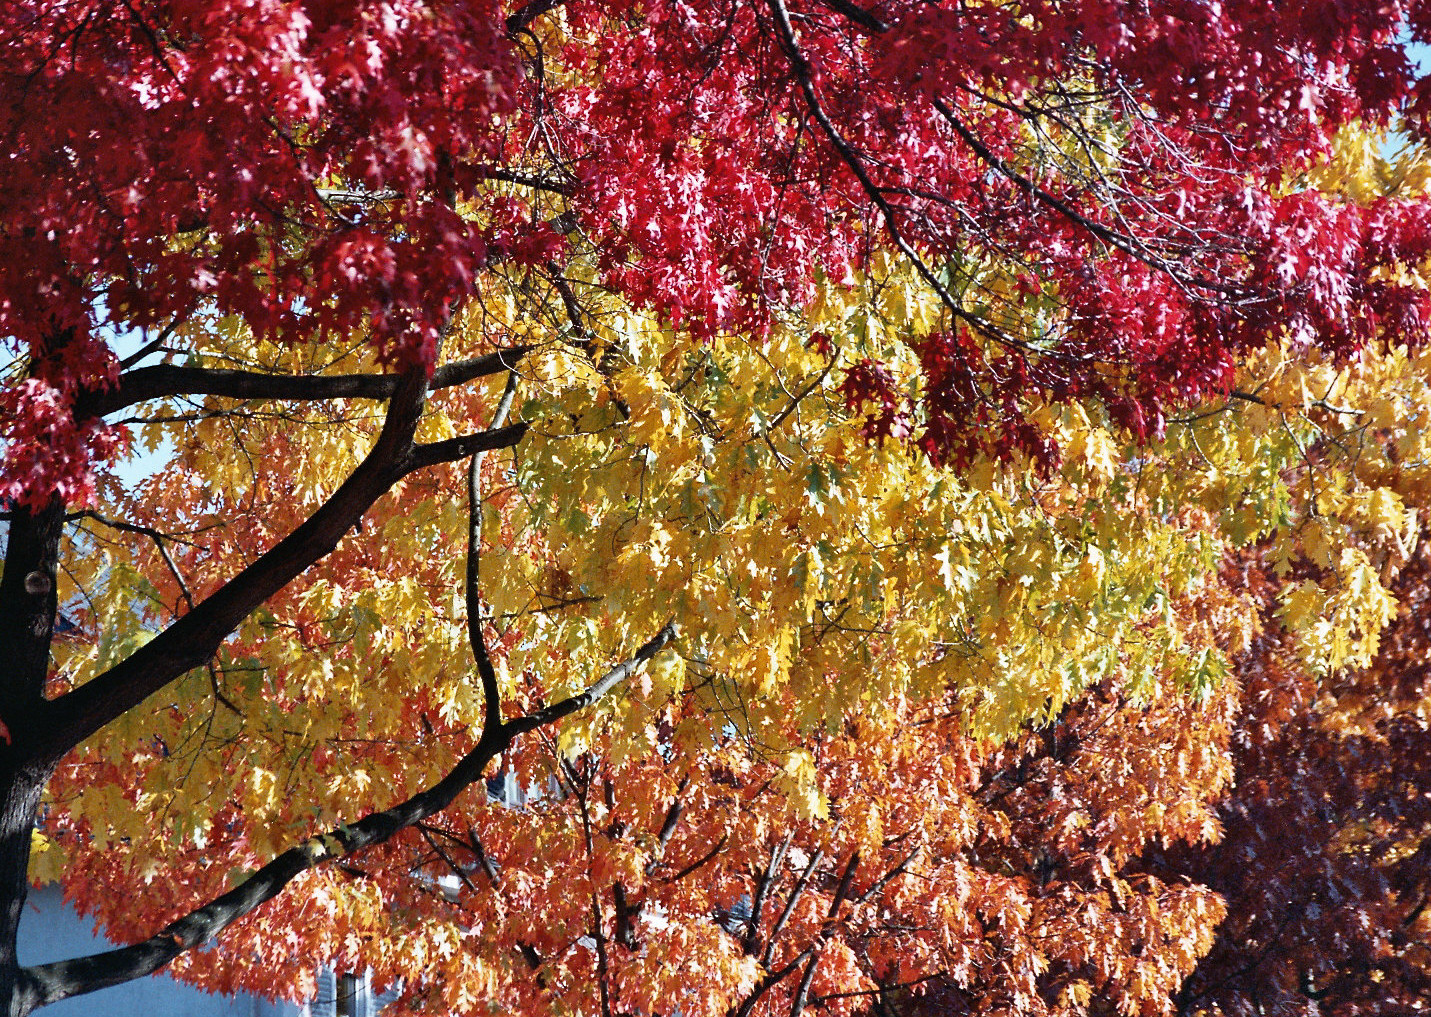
468 371 520 734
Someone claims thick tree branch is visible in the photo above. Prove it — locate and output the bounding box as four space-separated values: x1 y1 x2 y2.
745 832 794 956
406 422 530 473
789 950 821 1017
815 0 889 33
787 852 860 1017
36 369 441 762
505 0 566 34
762 846 824 966
734 946 818 1017
0 335 73 746
118 319 183 369
828 851 860 919
590 891 615 1017
505 623 677 736
476 167 574 196
664 834 729 885
646 781 688 877
851 850 916 906
469 832 504 889
19 714 503 1010
74 348 528 421
16 625 675 1011
0 503 64 743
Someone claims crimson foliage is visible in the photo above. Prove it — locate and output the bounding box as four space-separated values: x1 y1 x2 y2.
5 0 1431 495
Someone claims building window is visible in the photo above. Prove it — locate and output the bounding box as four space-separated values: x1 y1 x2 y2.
336 972 365 1017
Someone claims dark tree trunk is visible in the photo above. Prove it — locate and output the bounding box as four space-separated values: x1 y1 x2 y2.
0 764 49 1017
0 499 66 1017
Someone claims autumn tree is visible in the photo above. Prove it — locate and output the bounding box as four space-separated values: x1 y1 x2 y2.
33 254 1251 1016
5 3 1431 1017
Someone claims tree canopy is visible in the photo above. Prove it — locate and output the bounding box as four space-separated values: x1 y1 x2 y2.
3 2 1431 1016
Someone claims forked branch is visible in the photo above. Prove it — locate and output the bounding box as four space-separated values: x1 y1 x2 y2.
39 374 526 763
16 623 676 1013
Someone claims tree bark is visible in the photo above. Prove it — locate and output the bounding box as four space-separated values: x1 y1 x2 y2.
0 763 50 1017
0 503 63 715
0 498 66 1017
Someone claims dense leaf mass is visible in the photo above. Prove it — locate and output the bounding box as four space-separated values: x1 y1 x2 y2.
1152 550 1431 1016
29 242 1431 1016
7 0 1431 497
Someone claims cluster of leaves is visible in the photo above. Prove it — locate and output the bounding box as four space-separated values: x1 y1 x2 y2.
8 0 1431 503
1148 335 1431 1016
1150 547 1431 1017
